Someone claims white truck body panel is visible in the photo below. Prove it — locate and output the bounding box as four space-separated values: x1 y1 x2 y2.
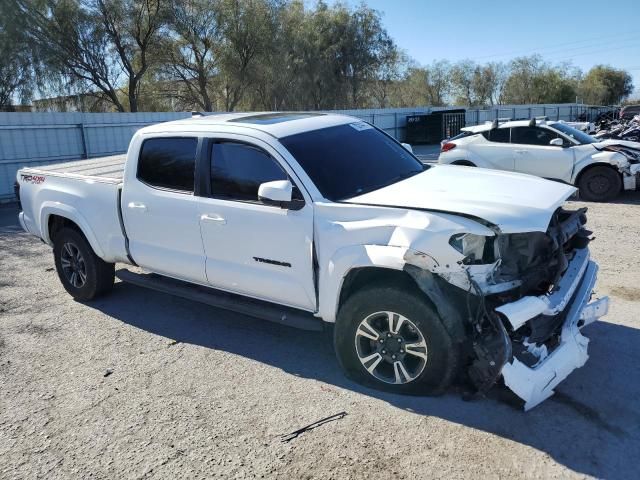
345 164 576 233
17 167 129 264
16 112 610 410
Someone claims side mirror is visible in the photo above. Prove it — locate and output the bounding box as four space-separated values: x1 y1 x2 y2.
401 142 413 153
549 138 564 147
258 180 304 210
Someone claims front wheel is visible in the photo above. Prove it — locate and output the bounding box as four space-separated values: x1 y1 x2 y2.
334 285 459 395
578 166 622 202
53 227 115 301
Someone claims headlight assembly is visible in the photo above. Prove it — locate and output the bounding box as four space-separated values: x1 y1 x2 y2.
449 233 495 264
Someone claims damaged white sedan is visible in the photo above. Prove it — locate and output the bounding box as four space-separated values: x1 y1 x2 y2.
439 118 640 201
16 112 608 410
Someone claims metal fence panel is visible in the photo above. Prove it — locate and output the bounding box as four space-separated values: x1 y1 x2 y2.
0 112 190 200
0 104 614 201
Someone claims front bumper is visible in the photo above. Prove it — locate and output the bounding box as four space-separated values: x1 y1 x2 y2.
623 163 640 190
495 248 609 410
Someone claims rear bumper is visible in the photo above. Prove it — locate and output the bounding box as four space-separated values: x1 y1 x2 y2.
496 249 609 410
18 211 29 234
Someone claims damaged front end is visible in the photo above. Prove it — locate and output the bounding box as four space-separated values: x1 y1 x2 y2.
597 143 640 190
405 207 609 410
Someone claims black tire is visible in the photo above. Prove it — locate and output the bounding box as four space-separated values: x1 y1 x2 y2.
334 285 459 395
452 161 476 167
578 166 622 202
53 227 114 301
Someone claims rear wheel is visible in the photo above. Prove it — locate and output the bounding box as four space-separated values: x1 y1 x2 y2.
53 227 114 300
334 285 459 395
578 166 622 202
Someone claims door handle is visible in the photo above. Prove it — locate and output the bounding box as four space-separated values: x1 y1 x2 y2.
128 202 147 212
201 214 226 225
514 149 528 154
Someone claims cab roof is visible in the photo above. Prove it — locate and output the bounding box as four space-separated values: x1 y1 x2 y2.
138 111 360 138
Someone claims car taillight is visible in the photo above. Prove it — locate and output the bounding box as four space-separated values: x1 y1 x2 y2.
441 142 456 152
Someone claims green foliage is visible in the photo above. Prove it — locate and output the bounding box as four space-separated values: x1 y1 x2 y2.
11 1 637 111
0 0 38 107
579 65 634 105
500 55 580 105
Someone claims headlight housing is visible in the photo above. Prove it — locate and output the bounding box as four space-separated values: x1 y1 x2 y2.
449 233 495 264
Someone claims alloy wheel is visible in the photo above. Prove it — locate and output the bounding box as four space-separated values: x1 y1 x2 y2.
354 311 428 385
60 242 87 288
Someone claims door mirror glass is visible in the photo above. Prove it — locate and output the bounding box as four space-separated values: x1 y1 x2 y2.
401 142 413 153
258 180 303 209
549 138 564 147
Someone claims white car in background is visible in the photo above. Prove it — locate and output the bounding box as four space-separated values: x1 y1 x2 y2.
438 119 640 201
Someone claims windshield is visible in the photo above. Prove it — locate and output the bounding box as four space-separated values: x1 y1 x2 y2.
550 123 597 145
280 122 427 201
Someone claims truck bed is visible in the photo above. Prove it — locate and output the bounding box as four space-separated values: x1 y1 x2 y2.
23 155 126 183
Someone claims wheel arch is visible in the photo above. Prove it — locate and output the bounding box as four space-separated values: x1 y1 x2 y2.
320 243 467 346
40 203 105 258
338 266 421 312
318 244 411 323
573 161 622 188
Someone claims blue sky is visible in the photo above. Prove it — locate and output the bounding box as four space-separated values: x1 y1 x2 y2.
327 0 640 97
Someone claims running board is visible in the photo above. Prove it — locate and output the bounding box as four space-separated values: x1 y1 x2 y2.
115 269 324 332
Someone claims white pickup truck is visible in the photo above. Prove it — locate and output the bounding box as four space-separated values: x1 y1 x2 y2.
16 112 609 410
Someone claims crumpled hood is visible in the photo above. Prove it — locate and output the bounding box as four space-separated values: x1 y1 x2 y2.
594 139 640 151
345 165 576 233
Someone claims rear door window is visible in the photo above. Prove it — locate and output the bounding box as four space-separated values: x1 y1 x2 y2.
449 131 475 141
137 137 198 192
511 127 558 146
481 128 510 143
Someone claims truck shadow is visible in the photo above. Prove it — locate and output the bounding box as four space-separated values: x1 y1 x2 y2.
90 282 640 480
590 189 640 205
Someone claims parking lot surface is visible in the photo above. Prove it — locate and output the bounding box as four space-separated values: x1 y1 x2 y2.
1 195 639 479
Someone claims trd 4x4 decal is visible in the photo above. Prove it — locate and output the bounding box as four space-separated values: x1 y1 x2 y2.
21 174 45 184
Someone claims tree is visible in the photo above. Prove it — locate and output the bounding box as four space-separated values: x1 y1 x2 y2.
291 1 348 110
335 3 395 108
450 60 475 106
450 60 502 107
0 0 36 108
216 0 276 111
165 0 222 111
391 61 450 108
486 62 508 105
20 0 166 112
501 55 578 105
20 0 124 110
370 46 408 108
96 0 166 112
423 60 451 106
579 65 634 105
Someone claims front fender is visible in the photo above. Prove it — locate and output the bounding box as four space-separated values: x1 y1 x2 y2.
317 244 408 323
571 151 629 184
39 202 106 258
